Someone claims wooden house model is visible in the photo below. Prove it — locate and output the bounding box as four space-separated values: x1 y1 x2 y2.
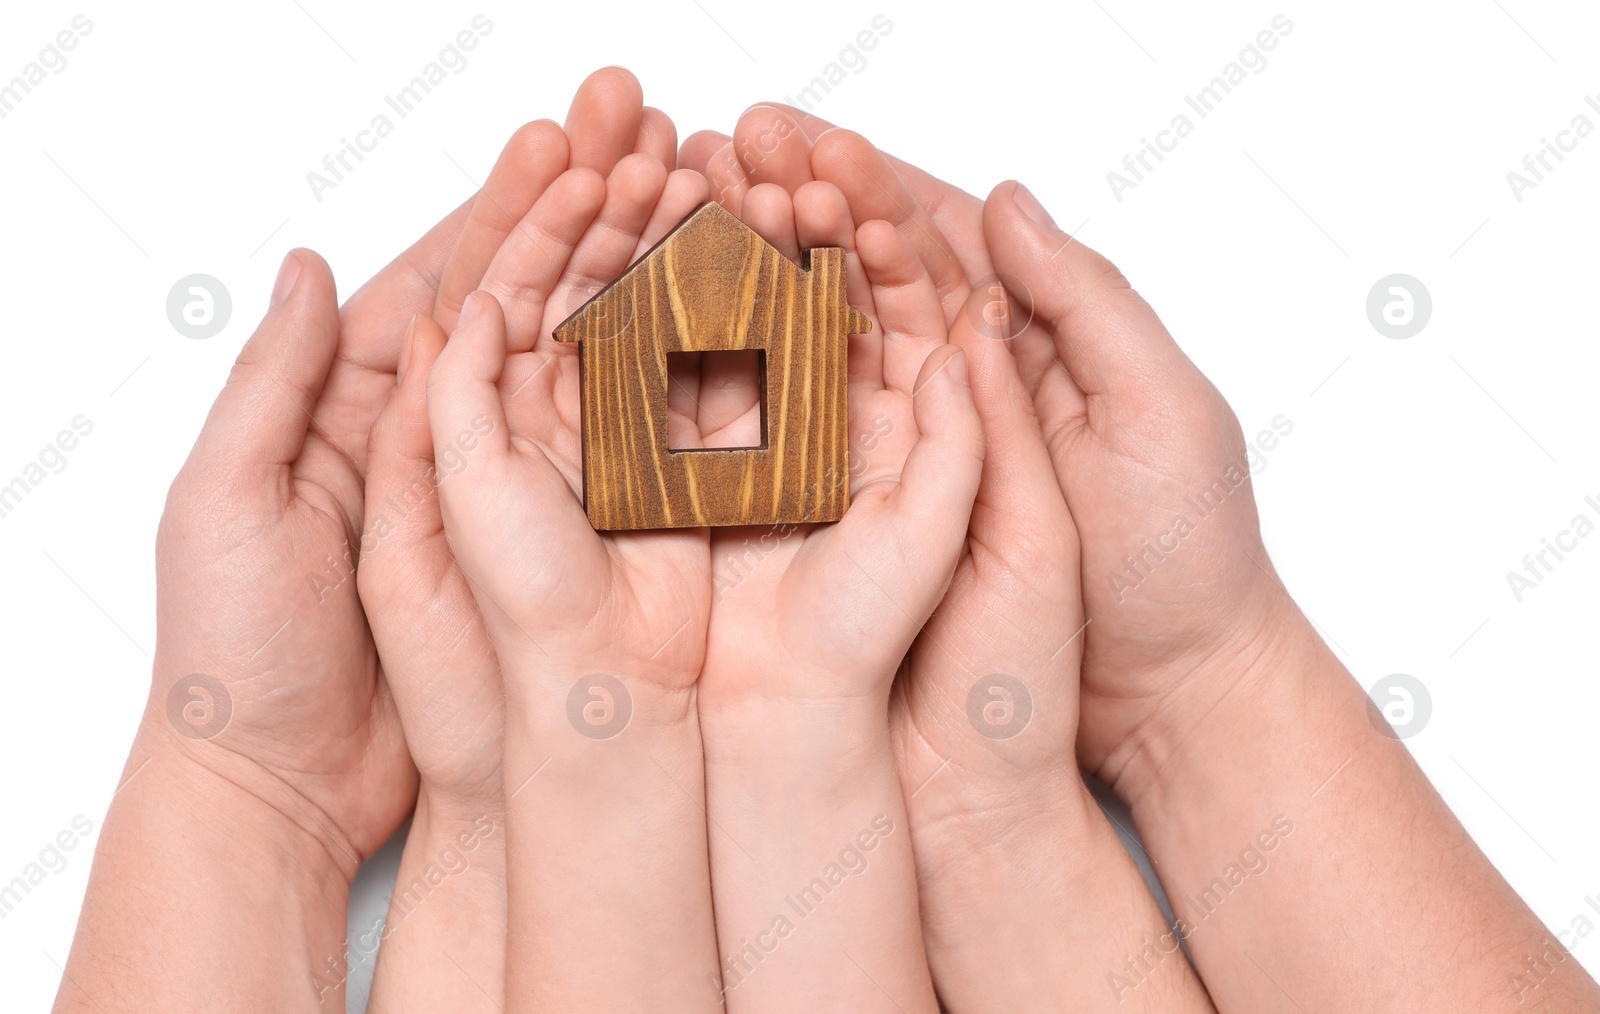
553 202 871 530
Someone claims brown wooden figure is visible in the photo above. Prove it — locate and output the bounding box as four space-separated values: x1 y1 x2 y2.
553 202 871 531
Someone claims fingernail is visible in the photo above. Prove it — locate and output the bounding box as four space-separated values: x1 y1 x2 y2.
458 292 484 332
396 315 418 386
270 252 302 308
1012 184 1057 231
946 348 969 386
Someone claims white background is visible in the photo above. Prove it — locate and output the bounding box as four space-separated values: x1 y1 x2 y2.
2 0 1597 1009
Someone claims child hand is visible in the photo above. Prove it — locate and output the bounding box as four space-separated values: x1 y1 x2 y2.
696 181 982 1013
424 159 723 1011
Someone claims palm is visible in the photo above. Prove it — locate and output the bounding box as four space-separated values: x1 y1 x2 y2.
476 429 710 686
429 157 719 689
702 197 978 716
428 315 711 692
702 451 912 706
158 381 414 862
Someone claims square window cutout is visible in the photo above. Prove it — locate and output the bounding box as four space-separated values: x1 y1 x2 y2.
667 350 766 451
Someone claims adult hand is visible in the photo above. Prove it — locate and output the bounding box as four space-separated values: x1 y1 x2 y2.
694 108 1284 792
56 252 409 1013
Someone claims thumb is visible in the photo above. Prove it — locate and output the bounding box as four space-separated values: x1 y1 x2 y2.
892 345 985 555
368 314 449 473
983 180 1198 402
189 249 340 478
425 291 513 474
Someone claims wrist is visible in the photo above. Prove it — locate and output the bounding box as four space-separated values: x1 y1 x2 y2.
1114 598 1368 816
501 657 699 734
411 765 506 832
699 692 892 777
916 780 1209 1011
501 666 705 811
913 759 1098 864
408 787 504 859
125 721 361 885
63 738 355 1010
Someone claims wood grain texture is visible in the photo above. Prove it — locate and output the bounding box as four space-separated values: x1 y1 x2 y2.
553 202 870 531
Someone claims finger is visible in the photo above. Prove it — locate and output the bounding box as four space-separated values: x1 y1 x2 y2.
794 180 877 389
637 168 712 256
427 292 512 469
705 141 750 216
372 314 449 470
541 153 668 346
1008 320 1072 402
741 183 800 263
983 180 1193 403
811 129 969 324
759 103 991 282
434 120 570 330
362 316 450 592
666 350 704 450
889 346 984 550
843 345 982 616
677 130 730 175
757 103 835 143
947 288 1077 536
633 106 678 169
731 104 814 190
191 250 341 479
563 66 645 175
477 168 607 354
856 220 948 398
795 179 869 309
